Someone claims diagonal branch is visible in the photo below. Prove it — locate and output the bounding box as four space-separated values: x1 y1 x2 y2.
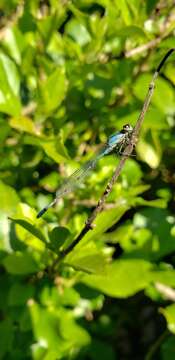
125 11 175 59
53 48 175 267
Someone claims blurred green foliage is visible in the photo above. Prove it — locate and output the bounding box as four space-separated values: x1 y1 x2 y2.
0 0 175 359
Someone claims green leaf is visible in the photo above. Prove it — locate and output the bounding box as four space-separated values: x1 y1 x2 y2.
134 74 175 114
121 159 143 186
0 52 21 116
29 302 90 356
38 67 67 114
0 181 19 215
37 13 59 45
82 259 152 298
146 0 159 14
160 304 175 334
137 139 161 168
9 216 46 252
132 209 175 260
89 339 115 360
23 135 69 163
29 301 67 356
114 0 132 25
132 197 167 208
9 218 47 244
39 137 69 163
0 212 11 252
66 19 91 46
161 336 175 360
116 107 168 131
9 116 40 135
59 308 91 346
128 184 150 197
48 226 70 252
66 253 108 274
0 119 11 142
150 269 175 288
2 25 25 64
118 25 146 38
79 203 130 245
0 318 13 358
3 252 39 274
8 282 34 306
40 286 80 308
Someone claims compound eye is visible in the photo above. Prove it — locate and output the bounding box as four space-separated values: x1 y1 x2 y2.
123 124 129 131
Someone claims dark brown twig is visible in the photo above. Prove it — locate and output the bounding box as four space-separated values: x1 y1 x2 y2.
53 48 175 268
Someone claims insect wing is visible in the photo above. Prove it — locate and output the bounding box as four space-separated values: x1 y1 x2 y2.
56 158 97 198
55 143 113 198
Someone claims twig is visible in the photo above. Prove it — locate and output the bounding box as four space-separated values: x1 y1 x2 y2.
73 199 117 208
22 102 37 116
155 282 175 301
105 12 175 62
52 48 175 267
125 38 162 58
125 11 175 58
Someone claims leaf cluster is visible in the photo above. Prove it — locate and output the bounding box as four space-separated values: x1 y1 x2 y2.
0 1 175 359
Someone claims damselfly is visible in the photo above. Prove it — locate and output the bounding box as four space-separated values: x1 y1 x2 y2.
37 124 133 218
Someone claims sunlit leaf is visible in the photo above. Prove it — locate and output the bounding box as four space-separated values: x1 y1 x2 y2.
0 52 21 115
2 26 25 64
160 304 175 334
29 301 90 357
66 19 91 46
137 139 161 168
0 181 19 215
66 253 108 274
10 116 40 135
82 259 152 297
78 202 130 246
9 218 47 244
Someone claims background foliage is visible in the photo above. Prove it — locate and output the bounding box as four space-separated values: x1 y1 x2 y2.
0 0 175 359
